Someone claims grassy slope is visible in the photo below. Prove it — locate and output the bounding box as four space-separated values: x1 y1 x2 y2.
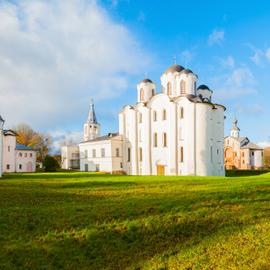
0 173 269 270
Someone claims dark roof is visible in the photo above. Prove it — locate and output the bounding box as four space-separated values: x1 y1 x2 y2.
16 143 35 151
182 69 193 74
241 142 263 150
3 129 17 136
197 84 210 90
164 64 185 74
140 78 153 83
80 133 119 144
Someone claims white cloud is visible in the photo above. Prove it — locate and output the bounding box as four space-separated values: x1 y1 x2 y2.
180 50 193 66
234 103 263 115
250 49 264 65
265 48 270 61
0 0 151 130
257 141 270 148
220 56 235 68
213 67 257 100
50 130 82 153
208 29 224 46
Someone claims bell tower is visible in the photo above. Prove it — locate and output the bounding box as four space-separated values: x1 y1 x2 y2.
83 99 100 141
230 118 240 138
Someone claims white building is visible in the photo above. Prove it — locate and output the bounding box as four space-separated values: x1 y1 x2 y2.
3 129 37 173
224 119 263 170
62 63 226 176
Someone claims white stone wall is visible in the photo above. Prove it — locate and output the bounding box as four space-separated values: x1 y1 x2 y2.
61 145 80 169
119 91 225 176
79 135 123 173
15 150 36 172
3 135 16 173
3 134 36 173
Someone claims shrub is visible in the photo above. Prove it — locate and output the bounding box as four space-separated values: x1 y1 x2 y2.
43 155 60 172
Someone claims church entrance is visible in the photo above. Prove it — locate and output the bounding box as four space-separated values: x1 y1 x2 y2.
157 165 165 176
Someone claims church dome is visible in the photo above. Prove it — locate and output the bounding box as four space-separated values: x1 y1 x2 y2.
197 84 210 90
140 78 153 83
182 69 193 74
164 64 185 74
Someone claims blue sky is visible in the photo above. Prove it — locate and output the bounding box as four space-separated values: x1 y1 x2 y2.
1 0 270 148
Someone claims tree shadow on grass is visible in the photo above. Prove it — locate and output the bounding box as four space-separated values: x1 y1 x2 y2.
2 208 267 270
1 178 270 269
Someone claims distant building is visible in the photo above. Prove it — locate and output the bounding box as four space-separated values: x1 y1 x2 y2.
224 119 263 170
61 145 80 170
62 63 226 176
3 129 37 173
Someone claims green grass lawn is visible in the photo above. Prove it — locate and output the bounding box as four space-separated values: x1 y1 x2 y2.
0 172 270 270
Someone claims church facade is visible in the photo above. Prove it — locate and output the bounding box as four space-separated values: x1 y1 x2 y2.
61 64 226 176
224 119 263 170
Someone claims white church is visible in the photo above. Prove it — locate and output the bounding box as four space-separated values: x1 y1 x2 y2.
61 64 226 176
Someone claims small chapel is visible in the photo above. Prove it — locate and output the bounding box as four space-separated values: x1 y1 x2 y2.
61 63 226 176
224 118 263 170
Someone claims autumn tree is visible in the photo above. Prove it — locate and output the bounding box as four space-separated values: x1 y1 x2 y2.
14 123 52 162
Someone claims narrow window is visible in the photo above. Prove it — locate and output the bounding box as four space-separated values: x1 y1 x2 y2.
19 164 22 170
138 112 142 123
163 133 167 147
101 148 105 158
85 150 88 158
116 148 120 157
30 153 32 157
153 111 157 121
153 133 158 147
8 146 10 152
92 149 96 158
180 80 186 94
140 89 144 101
7 164 10 170
152 89 155 96
180 107 184 119
139 147 143 162
127 148 131 162
120 162 123 168
19 153 22 157
211 146 213 163
167 82 172 95
180 147 184 163
162 109 167 120
24 153 27 157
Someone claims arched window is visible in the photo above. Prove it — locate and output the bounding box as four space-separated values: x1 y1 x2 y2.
152 89 155 96
153 133 158 147
162 109 167 120
138 112 142 123
163 133 167 147
180 80 186 94
139 147 143 162
180 147 184 162
153 111 157 121
180 107 184 119
140 89 144 101
167 82 172 95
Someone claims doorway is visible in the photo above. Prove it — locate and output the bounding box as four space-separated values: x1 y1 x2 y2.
157 165 165 175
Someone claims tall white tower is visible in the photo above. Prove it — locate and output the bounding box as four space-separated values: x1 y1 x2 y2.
83 99 100 141
230 118 240 138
